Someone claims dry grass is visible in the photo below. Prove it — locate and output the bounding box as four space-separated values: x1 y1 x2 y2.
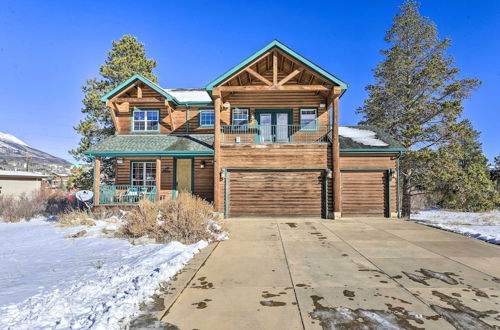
56 210 97 227
0 193 48 222
121 193 226 244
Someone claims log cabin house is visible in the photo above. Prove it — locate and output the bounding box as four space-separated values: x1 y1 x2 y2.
84 40 405 219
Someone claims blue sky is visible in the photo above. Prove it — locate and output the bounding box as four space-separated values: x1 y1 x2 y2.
0 0 499 162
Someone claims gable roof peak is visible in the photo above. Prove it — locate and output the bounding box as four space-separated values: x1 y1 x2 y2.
205 40 348 92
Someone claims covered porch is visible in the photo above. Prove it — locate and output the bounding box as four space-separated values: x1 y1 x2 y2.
84 134 214 205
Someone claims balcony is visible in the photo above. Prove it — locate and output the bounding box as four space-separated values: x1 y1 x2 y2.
99 185 157 205
221 124 331 144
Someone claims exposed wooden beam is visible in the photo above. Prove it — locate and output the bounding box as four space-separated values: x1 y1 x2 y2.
94 157 101 206
245 67 272 86
213 96 222 212
156 158 161 200
273 51 278 86
218 85 330 92
278 67 304 86
332 95 341 219
326 86 343 109
114 97 162 103
164 100 175 131
136 83 142 98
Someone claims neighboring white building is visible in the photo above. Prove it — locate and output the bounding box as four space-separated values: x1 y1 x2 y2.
0 171 48 197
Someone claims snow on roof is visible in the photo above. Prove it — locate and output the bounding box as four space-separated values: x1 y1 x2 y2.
0 170 47 178
339 127 388 147
164 89 213 103
0 132 28 146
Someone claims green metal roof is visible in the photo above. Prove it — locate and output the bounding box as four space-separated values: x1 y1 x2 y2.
205 39 349 92
339 126 405 152
100 74 177 103
83 134 214 156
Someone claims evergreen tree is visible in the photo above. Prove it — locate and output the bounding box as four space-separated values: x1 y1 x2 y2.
70 35 157 188
414 120 499 211
357 1 483 216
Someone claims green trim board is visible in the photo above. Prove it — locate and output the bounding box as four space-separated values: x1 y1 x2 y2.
205 40 348 92
84 151 213 157
131 109 160 133
340 149 406 153
100 74 176 103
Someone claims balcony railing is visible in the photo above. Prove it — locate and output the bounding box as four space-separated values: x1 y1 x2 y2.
99 185 157 205
221 124 331 144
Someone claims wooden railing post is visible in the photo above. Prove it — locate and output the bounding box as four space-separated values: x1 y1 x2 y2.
156 157 161 201
94 156 101 206
213 94 222 212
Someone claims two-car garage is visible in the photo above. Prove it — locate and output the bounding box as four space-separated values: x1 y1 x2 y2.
224 167 394 218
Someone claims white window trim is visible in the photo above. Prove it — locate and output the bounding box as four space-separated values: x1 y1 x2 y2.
131 161 156 186
300 108 318 131
199 109 215 127
232 108 249 128
132 110 160 132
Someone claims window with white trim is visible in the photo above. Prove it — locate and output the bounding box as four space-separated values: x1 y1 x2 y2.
232 108 249 129
133 110 159 132
300 108 317 131
199 109 215 127
131 162 156 186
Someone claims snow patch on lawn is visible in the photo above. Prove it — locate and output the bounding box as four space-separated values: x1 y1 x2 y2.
411 209 500 244
0 218 207 329
339 127 388 147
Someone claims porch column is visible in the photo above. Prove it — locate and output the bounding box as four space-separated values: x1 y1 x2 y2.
94 156 101 206
213 93 222 212
332 96 341 219
156 157 161 201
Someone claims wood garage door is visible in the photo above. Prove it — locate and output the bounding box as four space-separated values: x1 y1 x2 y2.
341 171 388 217
228 170 324 217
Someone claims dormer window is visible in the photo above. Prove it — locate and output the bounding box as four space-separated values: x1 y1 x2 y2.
133 110 159 132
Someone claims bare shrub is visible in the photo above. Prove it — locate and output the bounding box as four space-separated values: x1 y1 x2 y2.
45 192 79 214
57 210 96 227
122 193 226 244
0 193 47 222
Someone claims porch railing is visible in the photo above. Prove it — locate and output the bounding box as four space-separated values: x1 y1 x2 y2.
221 124 331 144
99 185 157 205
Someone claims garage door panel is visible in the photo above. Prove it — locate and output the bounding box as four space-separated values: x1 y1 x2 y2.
341 171 387 217
229 170 323 217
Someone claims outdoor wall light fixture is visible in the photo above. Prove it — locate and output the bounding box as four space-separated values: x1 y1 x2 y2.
200 161 206 169
162 167 171 174
223 102 231 109
116 158 124 164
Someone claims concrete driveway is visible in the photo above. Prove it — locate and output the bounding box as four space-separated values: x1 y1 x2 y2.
157 218 500 329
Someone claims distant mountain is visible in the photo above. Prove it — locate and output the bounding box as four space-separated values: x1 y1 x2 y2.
0 132 71 174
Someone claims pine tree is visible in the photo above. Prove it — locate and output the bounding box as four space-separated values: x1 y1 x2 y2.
70 35 157 188
357 1 483 216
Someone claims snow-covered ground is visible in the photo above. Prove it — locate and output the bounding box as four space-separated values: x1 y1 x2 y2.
411 209 500 244
0 218 207 329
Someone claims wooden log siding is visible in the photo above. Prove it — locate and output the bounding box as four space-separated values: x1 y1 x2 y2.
111 85 217 135
115 156 214 202
340 154 398 217
220 144 330 216
194 156 214 202
228 170 324 217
